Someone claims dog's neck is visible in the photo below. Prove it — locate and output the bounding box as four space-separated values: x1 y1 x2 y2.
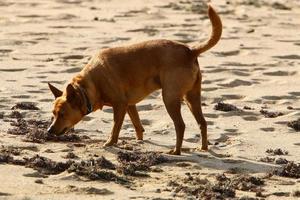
77 85 93 115
71 74 104 115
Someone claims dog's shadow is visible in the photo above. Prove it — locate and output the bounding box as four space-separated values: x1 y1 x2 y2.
104 139 279 174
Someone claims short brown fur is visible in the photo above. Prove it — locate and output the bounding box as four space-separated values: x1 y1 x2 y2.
48 4 222 155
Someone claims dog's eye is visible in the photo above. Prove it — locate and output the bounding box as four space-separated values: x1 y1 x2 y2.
59 111 64 118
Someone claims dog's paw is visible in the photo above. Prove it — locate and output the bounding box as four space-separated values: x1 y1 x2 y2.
103 140 116 148
167 149 181 155
196 146 208 152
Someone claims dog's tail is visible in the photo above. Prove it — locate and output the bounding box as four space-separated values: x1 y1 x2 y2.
191 4 222 57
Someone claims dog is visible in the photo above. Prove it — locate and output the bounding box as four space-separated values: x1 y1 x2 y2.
47 4 222 155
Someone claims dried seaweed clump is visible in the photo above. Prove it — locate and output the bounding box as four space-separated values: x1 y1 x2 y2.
117 151 169 176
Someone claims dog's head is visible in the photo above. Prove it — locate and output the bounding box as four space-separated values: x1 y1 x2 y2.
47 83 84 135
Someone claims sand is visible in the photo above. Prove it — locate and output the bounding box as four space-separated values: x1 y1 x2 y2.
0 0 300 199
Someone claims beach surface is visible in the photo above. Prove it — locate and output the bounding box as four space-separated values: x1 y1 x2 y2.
0 0 300 199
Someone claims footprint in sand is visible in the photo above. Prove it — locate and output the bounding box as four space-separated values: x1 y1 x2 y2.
224 129 239 136
242 116 259 121
260 127 275 132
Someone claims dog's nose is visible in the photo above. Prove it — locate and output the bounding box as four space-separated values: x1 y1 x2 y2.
47 126 54 134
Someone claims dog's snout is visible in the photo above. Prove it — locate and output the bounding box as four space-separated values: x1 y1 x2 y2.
47 125 54 134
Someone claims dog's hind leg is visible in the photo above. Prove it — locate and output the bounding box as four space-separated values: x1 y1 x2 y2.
127 105 144 140
103 103 127 147
162 86 186 155
184 74 208 150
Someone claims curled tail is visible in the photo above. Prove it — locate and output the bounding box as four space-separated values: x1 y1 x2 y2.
191 4 222 57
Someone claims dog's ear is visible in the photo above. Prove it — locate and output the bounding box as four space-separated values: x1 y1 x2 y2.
48 83 63 99
66 84 76 100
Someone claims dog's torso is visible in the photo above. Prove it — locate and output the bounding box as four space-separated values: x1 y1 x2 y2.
80 39 199 107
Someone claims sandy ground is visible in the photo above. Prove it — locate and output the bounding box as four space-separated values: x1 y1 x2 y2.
0 0 300 199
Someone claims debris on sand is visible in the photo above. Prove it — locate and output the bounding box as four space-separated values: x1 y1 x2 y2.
62 152 79 159
166 173 264 199
0 192 11 196
35 179 44 184
274 162 300 178
230 175 264 192
271 2 291 10
0 153 13 164
214 102 241 112
287 119 300 131
260 109 283 118
7 113 88 143
117 151 169 176
293 190 300 197
266 148 288 156
0 145 22 156
7 118 28 135
24 155 73 175
11 102 39 110
68 157 128 184
243 106 254 110
8 111 23 119
259 156 275 163
64 185 113 195
1 152 127 184
81 187 113 195
275 158 288 165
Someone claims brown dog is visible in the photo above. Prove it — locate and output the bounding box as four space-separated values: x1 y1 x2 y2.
47 4 222 155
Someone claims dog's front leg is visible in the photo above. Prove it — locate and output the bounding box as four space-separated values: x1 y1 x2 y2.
103 104 127 147
127 105 144 140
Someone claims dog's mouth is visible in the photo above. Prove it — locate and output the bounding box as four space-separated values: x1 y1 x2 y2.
58 127 72 135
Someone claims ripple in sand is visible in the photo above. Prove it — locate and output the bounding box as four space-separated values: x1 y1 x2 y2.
11 95 31 99
17 14 50 18
211 50 240 57
273 55 300 60
218 79 252 88
49 25 93 29
221 94 245 100
60 67 82 73
127 27 159 36
263 71 297 76
0 68 26 72
289 92 300 97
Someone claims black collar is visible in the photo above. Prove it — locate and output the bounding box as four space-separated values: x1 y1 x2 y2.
77 86 93 115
